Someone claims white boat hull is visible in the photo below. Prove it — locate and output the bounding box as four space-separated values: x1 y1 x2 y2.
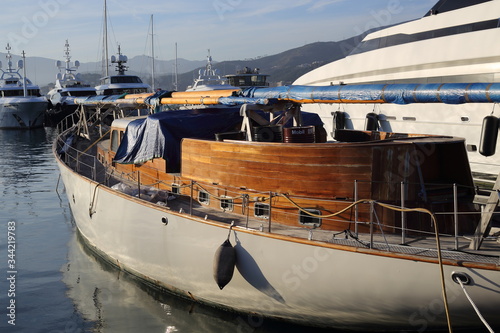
302 102 500 178
56 153 500 331
293 1 500 179
0 97 47 129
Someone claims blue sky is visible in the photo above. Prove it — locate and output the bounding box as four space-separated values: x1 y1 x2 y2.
0 0 436 62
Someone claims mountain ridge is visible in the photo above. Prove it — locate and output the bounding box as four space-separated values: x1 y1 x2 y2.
0 32 366 93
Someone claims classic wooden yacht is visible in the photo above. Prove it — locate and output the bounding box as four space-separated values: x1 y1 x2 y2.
54 89 500 332
0 44 47 129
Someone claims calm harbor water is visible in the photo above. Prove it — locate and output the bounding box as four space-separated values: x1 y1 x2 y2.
0 127 339 333
0 127 484 333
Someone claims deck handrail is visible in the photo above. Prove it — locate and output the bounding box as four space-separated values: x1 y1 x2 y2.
55 132 492 251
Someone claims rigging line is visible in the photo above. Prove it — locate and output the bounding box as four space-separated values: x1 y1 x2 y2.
195 182 245 201
89 183 103 217
140 16 152 75
456 278 495 333
376 202 452 331
280 194 366 218
77 128 112 159
282 194 453 331
371 206 391 250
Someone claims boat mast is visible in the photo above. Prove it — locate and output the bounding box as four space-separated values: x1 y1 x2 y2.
174 42 178 91
103 0 109 76
64 39 71 72
22 50 27 97
150 14 155 91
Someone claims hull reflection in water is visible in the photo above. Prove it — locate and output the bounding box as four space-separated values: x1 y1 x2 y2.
64 230 338 333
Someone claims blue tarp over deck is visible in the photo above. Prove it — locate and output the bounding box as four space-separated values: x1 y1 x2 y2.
239 83 500 104
113 107 324 172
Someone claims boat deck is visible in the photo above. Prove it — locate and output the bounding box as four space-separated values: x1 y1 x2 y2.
158 193 500 265
60 131 500 268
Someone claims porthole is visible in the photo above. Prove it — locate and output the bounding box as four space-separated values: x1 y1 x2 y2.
198 190 209 205
299 209 322 228
254 203 270 219
220 196 233 211
171 184 180 195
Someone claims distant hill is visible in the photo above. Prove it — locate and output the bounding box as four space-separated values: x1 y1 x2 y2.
154 34 364 90
0 31 368 94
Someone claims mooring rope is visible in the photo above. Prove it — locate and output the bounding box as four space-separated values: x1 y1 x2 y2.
281 195 453 332
89 183 103 218
280 194 366 218
456 278 495 332
376 202 452 333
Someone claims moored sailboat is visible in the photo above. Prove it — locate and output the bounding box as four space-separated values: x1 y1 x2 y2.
54 90 500 331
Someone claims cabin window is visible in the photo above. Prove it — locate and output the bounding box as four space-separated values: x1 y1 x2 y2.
402 117 417 121
171 184 180 195
299 209 322 228
3 90 24 97
254 203 269 219
111 130 120 152
220 196 233 211
198 190 210 205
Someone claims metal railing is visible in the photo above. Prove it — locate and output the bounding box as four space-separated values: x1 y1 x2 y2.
55 129 492 252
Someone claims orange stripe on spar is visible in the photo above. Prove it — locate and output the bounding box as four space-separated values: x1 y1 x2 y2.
279 98 386 104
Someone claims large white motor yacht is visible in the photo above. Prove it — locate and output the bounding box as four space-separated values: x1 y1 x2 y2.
294 0 500 180
95 46 151 96
0 44 47 129
46 40 96 125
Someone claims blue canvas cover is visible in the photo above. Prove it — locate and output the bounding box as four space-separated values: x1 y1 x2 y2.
113 107 324 172
114 107 242 172
239 83 500 105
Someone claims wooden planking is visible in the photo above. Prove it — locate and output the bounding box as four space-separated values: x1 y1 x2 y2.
182 139 375 197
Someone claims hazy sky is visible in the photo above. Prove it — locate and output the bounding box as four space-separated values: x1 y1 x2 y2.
0 0 436 62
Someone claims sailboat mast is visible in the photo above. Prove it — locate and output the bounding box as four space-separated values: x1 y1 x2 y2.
151 14 155 91
22 51 27 98
174 42 178 91
104 0 109 76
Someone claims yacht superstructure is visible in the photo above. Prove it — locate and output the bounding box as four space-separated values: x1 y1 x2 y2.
294 0 500 179
0 44 47 129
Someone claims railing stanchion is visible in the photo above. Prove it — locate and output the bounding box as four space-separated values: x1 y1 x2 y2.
369 201 374 249
454 183 459 250
401 181 406 245
137 171 141 196
354 180 359 236
268 191 272 233
190 180 194 216
93 156 97 181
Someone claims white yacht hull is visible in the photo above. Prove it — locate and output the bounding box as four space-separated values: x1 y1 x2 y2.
302 102 500 178
56 153 500 331
0 97 47 129
294 1 500 179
